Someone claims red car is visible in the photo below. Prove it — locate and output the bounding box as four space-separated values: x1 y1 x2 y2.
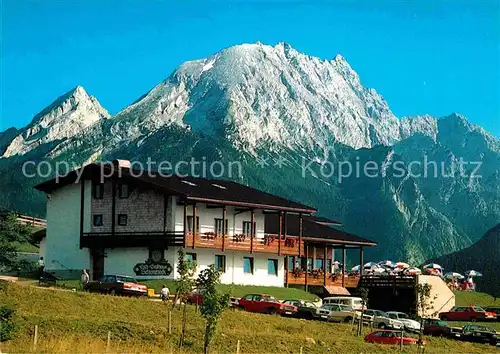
187 289 205 305
364 330 425 345
237 293 297 315
439 306 498 322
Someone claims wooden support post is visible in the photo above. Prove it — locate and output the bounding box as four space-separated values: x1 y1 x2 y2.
305 243 308 291
250 209 255 253
359 247 364 278
342 247 346 288
298 213 303 257
236 340 241 354
323 246 327 286
33 325 38 351
282 211 287 256
278 212 283 256
192 203 197 249
106 331 111 352
222 205 227 251
183 202 188 248
285 256 288 288
168 308 172 334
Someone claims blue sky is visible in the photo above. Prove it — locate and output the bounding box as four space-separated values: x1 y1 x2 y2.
1 0 499 136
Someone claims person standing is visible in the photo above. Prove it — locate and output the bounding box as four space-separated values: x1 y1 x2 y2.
37 257 45 279
81 269 90 289
161 284 170 301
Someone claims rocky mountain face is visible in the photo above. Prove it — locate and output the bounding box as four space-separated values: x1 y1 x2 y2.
1 86 110 158
1 42 498 264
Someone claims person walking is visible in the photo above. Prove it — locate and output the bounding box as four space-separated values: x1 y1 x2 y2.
81 269 90 289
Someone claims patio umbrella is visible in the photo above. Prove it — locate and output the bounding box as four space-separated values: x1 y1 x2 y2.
444 272 464 280
351 265 361 272
378 260 395 268
393 267 405 273
363 262 378 269
373 267 386 274
465 270 483 277
406 267 422 275
423 263 442 270
395 262 410 269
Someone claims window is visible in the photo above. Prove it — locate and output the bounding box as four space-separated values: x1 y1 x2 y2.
243 294 254 301
242 221 256 236
307 257 313 271
93 214 103 226
93 183 104 199
185 253 197 263
118 184 129 198
214 218 229 234
117 214 127 226
288 256 295 270
268 259 278 276
187 216 200 232
215 255 226 272
315 258 324 269
243 257 254 274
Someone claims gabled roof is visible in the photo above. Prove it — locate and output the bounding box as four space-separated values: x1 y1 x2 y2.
264 213 376 246
34 162 317 213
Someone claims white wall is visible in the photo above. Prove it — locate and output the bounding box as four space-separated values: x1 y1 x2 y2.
45 182 90 276
173 201 265 237
104 247 176 280
174 248 284 287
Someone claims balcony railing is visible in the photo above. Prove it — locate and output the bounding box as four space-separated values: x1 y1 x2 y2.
81 231 185 248
286 269 361 288
184 232 302 255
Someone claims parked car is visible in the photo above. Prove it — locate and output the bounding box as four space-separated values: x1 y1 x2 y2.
386 312 421 332
84 274 147 296
439 306 497 322
322 296 366 311
364 330 425 345
317 304 361 323
458 324 498 346
484 307 500 321
187 288 205 305
364 309 404 330
238 294 297 315
422 318 461 337
282 299 318 320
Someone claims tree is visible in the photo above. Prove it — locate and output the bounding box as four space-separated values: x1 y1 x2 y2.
0 212 32 269
415 283 436 353
357 287 369 336
196 265 230 354
174 248 197 347
174 248 197 305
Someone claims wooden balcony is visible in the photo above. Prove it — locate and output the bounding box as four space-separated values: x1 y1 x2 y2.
184 232 302 255
286 270 360 288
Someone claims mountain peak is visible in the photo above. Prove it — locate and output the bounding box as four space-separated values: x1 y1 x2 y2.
115 41 400 152
1 86 109 158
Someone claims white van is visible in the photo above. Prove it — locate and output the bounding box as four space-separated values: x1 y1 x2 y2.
322 297 366 311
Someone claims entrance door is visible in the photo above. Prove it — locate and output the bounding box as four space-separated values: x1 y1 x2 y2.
91 249 105 280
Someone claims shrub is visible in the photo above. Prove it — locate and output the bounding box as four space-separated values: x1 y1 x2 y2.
0 305 17 341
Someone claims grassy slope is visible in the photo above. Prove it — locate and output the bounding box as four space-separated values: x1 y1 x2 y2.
56 279 320 301
1 282 496 353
